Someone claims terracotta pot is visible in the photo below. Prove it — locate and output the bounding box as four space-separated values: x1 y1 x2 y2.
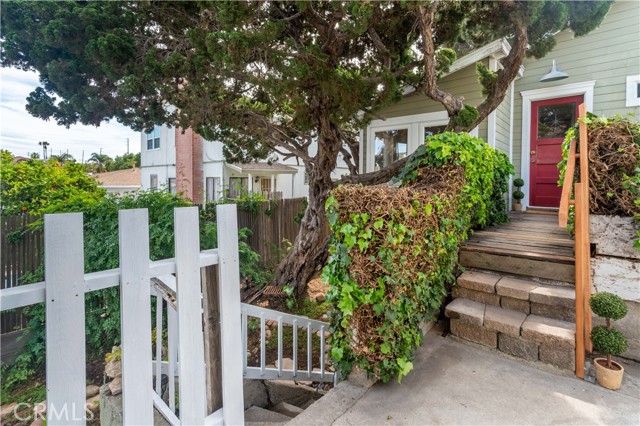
513 203 522 212
594 358 624 390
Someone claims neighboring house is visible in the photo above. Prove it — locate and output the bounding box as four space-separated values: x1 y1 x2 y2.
95 167 141 195
360 1 640 210
140 125 348 204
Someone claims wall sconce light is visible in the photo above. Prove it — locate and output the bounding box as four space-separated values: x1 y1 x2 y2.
540 60 569 82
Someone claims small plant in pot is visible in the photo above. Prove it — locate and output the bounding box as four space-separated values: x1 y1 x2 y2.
513 178 525 211
589 292 628 390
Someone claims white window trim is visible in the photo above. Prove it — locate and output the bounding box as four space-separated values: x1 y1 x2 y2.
367 111 447 173
625 75 640 107
520 80 595 209
365 111 481 173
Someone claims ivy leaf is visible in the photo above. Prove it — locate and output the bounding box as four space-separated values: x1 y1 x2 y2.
380 342 391 355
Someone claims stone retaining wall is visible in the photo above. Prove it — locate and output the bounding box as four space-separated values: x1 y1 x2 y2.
590 215 640 361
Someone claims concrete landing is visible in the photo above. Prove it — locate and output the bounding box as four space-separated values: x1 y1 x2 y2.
332 330 640 425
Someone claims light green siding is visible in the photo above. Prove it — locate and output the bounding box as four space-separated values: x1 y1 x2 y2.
494 83 512 156
376 59 489 144
512 0 640 179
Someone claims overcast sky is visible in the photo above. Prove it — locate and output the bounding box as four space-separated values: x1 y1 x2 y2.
1 67 140 161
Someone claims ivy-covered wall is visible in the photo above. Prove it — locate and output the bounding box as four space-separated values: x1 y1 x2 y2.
323 132 512 383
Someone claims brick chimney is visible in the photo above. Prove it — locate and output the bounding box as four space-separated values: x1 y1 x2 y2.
175 127 204 205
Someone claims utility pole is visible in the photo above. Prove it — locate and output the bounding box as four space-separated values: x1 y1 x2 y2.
100 147 102 155
127 138 130 154
82 150 85 164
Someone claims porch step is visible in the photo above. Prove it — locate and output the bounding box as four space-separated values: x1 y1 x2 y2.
460 213 575 283
454 271 575 322
245 405 292 425
445 298 575 371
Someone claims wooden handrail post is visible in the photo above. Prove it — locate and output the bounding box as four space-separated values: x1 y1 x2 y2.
202 264 223 413
574 183 586 378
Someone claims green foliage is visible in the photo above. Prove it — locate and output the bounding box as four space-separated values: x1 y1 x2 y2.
325 132 512 383
0 156 105 216
590 292 628 322
590 325 628 357
513 178 525 188
283 285 297 311
451 105 480 129
396 132 513 227
513 190 525 201
108 152 140 171
476 62 497 96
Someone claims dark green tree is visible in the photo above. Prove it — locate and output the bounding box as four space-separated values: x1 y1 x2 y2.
1 1 612 292
108 152 140 171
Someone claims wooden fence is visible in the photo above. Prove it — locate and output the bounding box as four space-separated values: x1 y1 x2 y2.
1 214 42 333
0 197 326 334
235 197 330 267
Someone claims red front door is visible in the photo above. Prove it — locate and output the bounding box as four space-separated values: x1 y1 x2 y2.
530 95 583 207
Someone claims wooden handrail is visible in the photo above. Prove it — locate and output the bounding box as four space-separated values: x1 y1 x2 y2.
557 103 592 378
558 139 576 228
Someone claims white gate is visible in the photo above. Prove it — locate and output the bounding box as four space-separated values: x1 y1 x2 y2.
0 205 244 426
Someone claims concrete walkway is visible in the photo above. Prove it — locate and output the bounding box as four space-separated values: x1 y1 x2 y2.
331 329 640 426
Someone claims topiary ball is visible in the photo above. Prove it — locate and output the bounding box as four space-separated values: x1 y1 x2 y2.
513 178 525 188
590 292 628 320
513 190 525 201
591 325 628 356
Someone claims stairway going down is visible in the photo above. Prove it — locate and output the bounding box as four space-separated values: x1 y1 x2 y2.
445 211 577 372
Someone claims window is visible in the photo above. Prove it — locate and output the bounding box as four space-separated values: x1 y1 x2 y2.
424 125 447 140
150 174 158 190
537 102 576 139
626 75 640 107
260 178 272 193
146 126 161 150
228 177 248 199
374 129 408 171
167 178 176 194
206 177 219 202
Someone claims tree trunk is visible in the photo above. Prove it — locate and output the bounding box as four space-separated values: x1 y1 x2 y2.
273 104 340 294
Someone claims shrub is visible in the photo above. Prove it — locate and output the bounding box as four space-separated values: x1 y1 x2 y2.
590 292 628 321
589 291 629 368
590 326 627 358
324 132 512 383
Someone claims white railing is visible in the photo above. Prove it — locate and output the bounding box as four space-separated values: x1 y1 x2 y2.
241 304 336 384
0 205 244 426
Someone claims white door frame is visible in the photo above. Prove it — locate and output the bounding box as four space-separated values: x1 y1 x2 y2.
519 80 595 208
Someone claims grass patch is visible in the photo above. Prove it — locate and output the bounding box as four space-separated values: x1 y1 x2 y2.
294 300 328 320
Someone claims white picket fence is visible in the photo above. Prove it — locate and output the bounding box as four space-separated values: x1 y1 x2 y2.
0 205 244 426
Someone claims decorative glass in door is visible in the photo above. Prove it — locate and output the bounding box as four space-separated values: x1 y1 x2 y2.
537 103 577 139
374 129 408 171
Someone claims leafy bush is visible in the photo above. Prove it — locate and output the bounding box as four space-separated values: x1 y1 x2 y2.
2 190 269 391
0 153 105 215
324 132 512 383
513 178 525 188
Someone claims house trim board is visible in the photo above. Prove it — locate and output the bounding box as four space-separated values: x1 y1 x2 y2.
487 58 499 149
519 80 596 208
508 81 515 211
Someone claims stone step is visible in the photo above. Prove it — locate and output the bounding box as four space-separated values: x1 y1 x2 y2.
445 298 575 371
460 250 575 283
454 271 575 322
245 406 293 424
